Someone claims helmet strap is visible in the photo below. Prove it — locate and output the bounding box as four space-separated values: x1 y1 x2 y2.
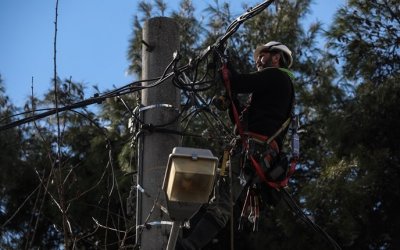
278 51 288 68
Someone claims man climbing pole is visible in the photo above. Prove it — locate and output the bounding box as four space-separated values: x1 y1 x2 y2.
176 41 297 249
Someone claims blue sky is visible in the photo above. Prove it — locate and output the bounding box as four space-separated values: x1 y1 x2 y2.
0 0 344 108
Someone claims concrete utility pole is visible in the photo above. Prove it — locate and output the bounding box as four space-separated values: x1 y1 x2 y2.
136 17 180 249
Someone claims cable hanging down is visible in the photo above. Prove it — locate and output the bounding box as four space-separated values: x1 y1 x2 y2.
281 188 342 250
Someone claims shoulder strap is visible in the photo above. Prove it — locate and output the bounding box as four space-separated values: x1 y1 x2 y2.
278 67 295 80
267 68 295 145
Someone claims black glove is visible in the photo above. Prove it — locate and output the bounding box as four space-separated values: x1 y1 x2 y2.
212 94 231 111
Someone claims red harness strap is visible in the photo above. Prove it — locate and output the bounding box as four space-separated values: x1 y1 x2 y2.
245 131 297 189
221 63 244 137
221 63 297 189
249 154 297 189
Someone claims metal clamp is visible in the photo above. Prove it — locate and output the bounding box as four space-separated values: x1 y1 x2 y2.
139 104 179 112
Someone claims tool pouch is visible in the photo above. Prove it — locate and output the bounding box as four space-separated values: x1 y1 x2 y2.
252 143 289 182
263 152 289 181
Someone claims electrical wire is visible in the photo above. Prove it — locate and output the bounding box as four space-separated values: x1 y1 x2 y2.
281 188 342 250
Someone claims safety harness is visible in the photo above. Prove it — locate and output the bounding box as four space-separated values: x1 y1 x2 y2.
221 63 298 190
219 61 300 233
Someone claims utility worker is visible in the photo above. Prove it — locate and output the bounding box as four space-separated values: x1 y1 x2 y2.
177 41 295 249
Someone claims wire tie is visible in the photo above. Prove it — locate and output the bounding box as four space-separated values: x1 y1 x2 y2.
136 184 145 193
137 221 174 230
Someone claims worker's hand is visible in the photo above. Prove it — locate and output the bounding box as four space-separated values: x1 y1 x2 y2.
212 95 231 111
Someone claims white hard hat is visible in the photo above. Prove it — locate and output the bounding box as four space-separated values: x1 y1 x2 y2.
254 41 293 68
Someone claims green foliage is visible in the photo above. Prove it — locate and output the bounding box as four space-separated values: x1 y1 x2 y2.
0 79 134 249
326 0 400 85
127 15 144 75
315 79 400 248
324 77 400 249
307 0 400 248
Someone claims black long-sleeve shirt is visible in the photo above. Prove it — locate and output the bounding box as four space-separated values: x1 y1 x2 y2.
229 67 294 148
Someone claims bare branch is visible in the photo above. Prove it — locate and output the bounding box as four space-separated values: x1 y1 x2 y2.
0 185 40 228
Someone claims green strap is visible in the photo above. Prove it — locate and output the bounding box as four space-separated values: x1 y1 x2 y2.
278 68 295 80
265 68 295 145
266 116 291 145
